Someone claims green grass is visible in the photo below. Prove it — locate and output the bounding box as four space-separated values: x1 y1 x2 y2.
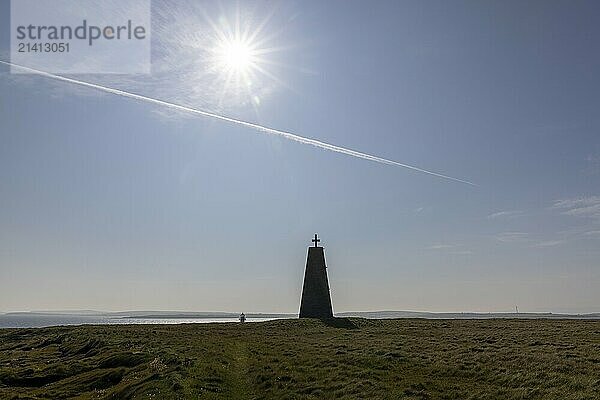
1 318 599 399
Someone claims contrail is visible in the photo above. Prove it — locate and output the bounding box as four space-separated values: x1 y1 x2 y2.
1 60 475 186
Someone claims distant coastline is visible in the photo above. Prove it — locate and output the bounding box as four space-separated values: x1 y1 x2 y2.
338 310 600 320
1 310 599 329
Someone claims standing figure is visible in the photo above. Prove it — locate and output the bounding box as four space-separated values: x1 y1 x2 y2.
239 312 246 323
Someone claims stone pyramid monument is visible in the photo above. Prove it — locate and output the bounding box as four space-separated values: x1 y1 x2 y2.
299 234 334 318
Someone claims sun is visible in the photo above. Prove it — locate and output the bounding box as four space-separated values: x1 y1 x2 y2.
217 38 257 73
200 5 288 106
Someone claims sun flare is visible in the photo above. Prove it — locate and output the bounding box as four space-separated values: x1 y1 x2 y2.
217 38 257 73
201 6 287 106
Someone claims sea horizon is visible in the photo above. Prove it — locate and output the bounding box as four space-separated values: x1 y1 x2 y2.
2 309 599 329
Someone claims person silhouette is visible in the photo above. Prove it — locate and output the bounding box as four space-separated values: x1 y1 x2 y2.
239 312 246 323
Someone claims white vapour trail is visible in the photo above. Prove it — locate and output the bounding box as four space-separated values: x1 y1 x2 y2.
1 60 475 186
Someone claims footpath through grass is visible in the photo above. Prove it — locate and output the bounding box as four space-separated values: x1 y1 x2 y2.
1 318 599 399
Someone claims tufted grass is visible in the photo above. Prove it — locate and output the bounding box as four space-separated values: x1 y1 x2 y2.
1 318 599 399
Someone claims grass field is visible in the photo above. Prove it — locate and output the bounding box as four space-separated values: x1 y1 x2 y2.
1 318 599 399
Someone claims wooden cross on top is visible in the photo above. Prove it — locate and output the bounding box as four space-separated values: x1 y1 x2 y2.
312 233 320 247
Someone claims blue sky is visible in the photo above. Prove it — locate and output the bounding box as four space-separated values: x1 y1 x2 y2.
1 0 599 313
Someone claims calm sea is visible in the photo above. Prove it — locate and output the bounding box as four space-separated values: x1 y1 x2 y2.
0 315 278 328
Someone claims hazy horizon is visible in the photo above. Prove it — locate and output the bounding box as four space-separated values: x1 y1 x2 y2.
3 308 599 316
1 0 599 314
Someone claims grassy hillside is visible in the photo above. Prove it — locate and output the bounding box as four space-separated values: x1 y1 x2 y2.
1 318 599 399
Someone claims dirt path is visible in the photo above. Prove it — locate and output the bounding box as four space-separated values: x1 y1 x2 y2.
229 341 253 399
